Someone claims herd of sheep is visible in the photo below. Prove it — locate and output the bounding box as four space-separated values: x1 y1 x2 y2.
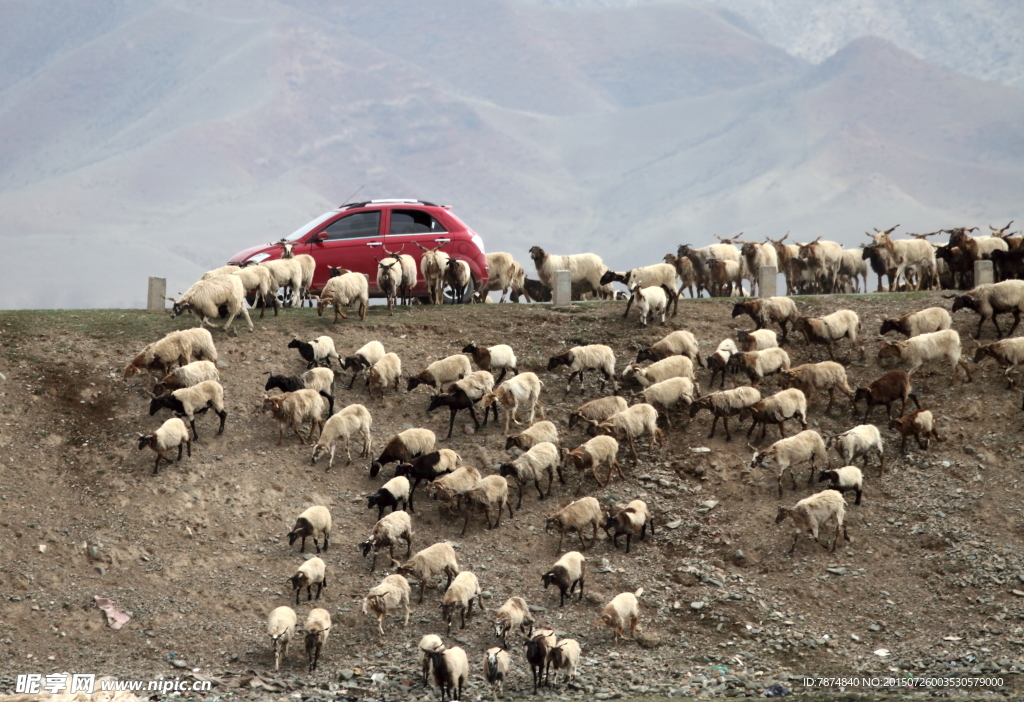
115 230 1024 699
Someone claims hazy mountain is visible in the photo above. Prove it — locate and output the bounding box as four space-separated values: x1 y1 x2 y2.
0 0 1021 308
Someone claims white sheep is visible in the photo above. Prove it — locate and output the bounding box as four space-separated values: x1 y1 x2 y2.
564 435 622 493
303 607 331 672
775 489 850 555
381 245 418 305
360 510 414 571
137 417 191 474
529 246 607 300
778 361 856 413
461 476 513 536
631 284 670 327
440 571 483 632
877 329 972 388
261 389 328 446
419 634 445 685
504 420 559 451
499 442 562 508
408 354 473 391
153 360 220 396
636 329 702 366
602 500 654 553
416 243 451 305
817 465 864 505
622 355 694 387
828 425 885 475
287 505 332 553
750 430 828 496
396 541 460 603
279 242 316 304
123 333 193 387
794 310 863 362
316 271 369 322
370 426 436 477
342 340 386 389
548 344 617 394
428 464 483 516
949 279 1024 339
731 297 801 342
444 258 475 304
739 387 808 442
174 327 218 363
880 307 952 338
484 647 513 699
311 403 373 468
428 645 469 702
260 256 304 307
596 588 644 644
542 550 586 607
548 639 582 685
267 606 297 671
739 240 778 296
288 336 341 369
888 409 943 453
729 347 791 386
641 377 697 429
376 256 403 314
479 252 529 302
148 379 227 441
362 573 411 635
597 403 662 462
368 352 403 401
972 337 1024 388
492 596 534 646
480 372 546 434
367 475 412 519
737 328 778 352
462 342 518 383
169 275 253 332
289 556 326 605
706 338 740 389
568 396 628 430
230 262 280 318
545 496 603 554
688 385 761 441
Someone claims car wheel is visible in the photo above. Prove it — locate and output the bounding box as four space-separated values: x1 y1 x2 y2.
442 278 475 305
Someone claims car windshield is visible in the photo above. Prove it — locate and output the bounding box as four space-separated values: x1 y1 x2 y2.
283 211 337 242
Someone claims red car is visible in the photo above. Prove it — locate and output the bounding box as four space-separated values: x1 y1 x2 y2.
228 199 489 302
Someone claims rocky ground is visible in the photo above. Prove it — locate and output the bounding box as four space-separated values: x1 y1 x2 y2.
0 295 1022 701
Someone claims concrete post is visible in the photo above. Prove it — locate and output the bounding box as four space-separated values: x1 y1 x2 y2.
757 265 777 298
147 277 166 314
974 259 994 286
552 270 572 307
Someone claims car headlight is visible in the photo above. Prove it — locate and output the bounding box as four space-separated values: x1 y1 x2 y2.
247 253 271 263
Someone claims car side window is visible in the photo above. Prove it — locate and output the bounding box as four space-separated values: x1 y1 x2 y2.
389 210 447 235
323 211 381 240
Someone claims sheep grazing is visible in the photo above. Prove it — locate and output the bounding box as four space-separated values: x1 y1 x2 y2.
622 355 695 387
360 510 413 571
484 647 513 699
311 403 373 469
641 377 697 429
444 258 475 304
499 442 562 509
706 338 740 389
152 360 220 396
368 475 411 518
636 329 702 367
794 310 863 362
124 331 195 389
688 386 762 441
303 608 330 673
267 606 297 671
480 372 546 434
818 466 864 505
728 348 791 386
342 340 385 389
289 556 326 605
529 246 607 300
415 242 451 305
505 420 559 451
148 380 227 441
228 261 280 318
948 280 1024 339
419 634 444 685
603 499 654 554
629 284 672 326
547 344 617 395
396 541 460 604
462 342 518 384
973 337 1024 388
316 271 369 322
737 328 778 352
427 646 469 702
880 307 952 338
493 597 534 648
739 387 808 442
563 435 622 493
461 475 514 536
548 639 582 686
137 417 191 474
440 571 484 633
287 505 332 553
394 449 460 509
168 275 254 332
775 489 851 555
545 496 602 554
362 573 411 636
889 409 942 453
778 361 856 413
524 629 556 693
877 329 972 388
408 354 473 392
731 297 800 341
261 389 329 446
596 403 663 461
479 251 530 303
370 427 436 478
568 396 628 431
828 424 885 475
265 367 335 413
368 352 403 400
288 336 340 369
427 371 496 440
428 464 483 515
854 370 921 421
751 430 828 496
375 256 403 314
595 588 644 644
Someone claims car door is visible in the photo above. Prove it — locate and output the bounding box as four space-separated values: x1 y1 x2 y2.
304 209 385 292
384 208 452 294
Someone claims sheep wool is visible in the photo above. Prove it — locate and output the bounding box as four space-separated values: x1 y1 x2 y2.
569 396 628 429
545 496 603 554
493 597 534 645
441 571 483 632
505 420 559 451
637 329 700 363
362 574 411 635
267 606 298 671
137 417 192 474
311 403 373 468
818 465 864 505
775 489 850 554
598 403 662 461
288 505 332 553
397 541 460 603
461 475 513 536
481 372 546 434
368 353 403 400
418 634 444 684
304 608 331 672
596 588 644 644
290 557 327 605
361 510 414 571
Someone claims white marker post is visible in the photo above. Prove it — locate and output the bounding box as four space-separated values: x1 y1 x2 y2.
552 269 572 307
147 277 166 314
757 265 777 298
974 259 994 286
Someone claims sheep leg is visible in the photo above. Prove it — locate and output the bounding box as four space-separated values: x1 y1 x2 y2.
461 505 473 537
900 435 908 454
534 478 545 501
622 296 634 319
787 531 799 556
189 418 200 443
627 435 639 462
1010 309 1022 337
576 526 589 551
824 388 836 414
723 415 733 442
915 431 928 450
291 419 307 445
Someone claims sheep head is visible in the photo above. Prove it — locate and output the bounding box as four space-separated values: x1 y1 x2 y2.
774 506 791 525
876 341 901 361
528 246 546 263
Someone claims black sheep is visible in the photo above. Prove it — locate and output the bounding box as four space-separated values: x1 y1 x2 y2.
264 373 334 415
148 394 226 442
367 481 409 519
394 452 455 511
426 388 493 440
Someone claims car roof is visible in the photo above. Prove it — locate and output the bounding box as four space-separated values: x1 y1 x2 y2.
340 199 447 210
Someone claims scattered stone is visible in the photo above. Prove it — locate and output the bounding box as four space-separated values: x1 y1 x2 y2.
171 659 187 669
636 632 661 649
826 568 846 576
94 566 106 576
665 520 683 529
339 670 354 681
690 601 705 611
868 624 882 632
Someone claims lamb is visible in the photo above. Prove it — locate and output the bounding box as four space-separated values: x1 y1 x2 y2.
706 338 740 389
505 420 559 451
370 427 436 477
229 261 280 318
462 342 518 384
168 275 254 332
415 242 451 305
778 361 856 413
484 647 513 699
728 348 791 386
316 271 368 322
303 608 331 673
548 639 582 686
428 464 483 516
731 297 800 341
688 386 762 441
260 255 305 307
137 417 191 474
817 466 864 505
947 280 1024 339
148 380 227 441
427 646 469 702
662 252 698 298
267 606 297 671
444 258 475 304
706 258 742 296
737 328 778 352
396 542 460 604
419 634 445 685
545 496 602 554
529 246 607 300
879 307 952 338
775 490 850 555
524 629 556 693
877 329 972 387
828 424 885 475
563 435 623 493
794 310 863 362
461 475 514 536
499 441 562 508
602 500 654 553
408 354 473 391
362 573 411 636
596 403 663 461
630 284 672 326
394 449 460 509
596 588 644 644
427 371 496 439
609 264 680 314
288 336 340 369
368 352 403 400
621 355 695 387
479 252 530 302
541 551 587 607
739 387 808 442
261 389 329 446
123 332 193 388
751 430 829 496
641 377 697 428
547 344 617 395
360 510 413 571
636 329 702 366
973 337 1024 388
367 475 411 519
375 256 402 314
492 597 534 647
264 367 335 413
310 403 372 468
480 372 546 434
287 505 331 553
342 340 385 389
568 396 628 430
152 360 219 396
889 409 943 453
289 556 326 605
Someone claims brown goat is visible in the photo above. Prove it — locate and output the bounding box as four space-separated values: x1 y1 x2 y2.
853 370 920 421
888 409 942 453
